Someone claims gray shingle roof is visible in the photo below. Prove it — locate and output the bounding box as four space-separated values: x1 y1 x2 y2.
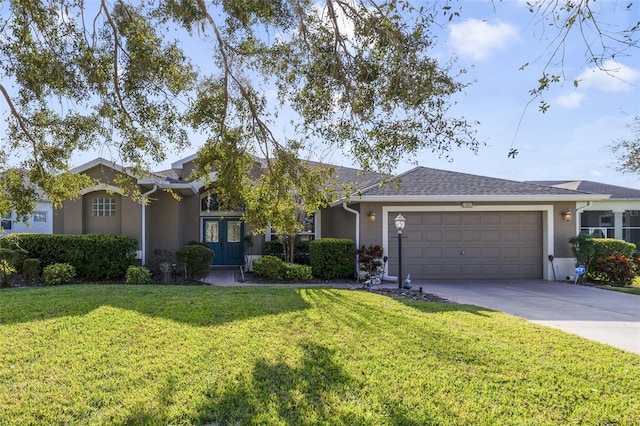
361 167 596 197
528 180 640 199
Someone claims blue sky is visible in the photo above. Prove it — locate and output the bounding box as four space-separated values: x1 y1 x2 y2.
382 0 640 188
188 0 639 188
2 1 638 188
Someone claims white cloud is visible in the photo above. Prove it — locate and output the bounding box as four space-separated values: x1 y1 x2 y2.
555 92 586 109
448 19 517 61
577 60 640 92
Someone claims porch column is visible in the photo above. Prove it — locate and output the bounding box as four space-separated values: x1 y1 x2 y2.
614 211 624 240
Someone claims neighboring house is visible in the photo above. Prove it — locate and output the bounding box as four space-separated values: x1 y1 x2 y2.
1 181 53 236
55 154 618 281
529 181 640 248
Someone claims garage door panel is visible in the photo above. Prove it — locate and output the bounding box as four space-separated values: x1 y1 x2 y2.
424 230 443 242
444 247 463 257
463 230 482 240
425 247 443 257
463 214 482 225
483 247 500 257
481 213 501 225
389 211 542 279
406 247 423 258
481 264 501 275
444 214 462 225
444 230 462 241
462 247 482 257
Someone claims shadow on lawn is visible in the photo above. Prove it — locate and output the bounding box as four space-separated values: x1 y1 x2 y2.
194 341 421 424
0 285 310 326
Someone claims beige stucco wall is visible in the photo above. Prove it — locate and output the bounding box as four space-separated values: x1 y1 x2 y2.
321 205 357 242
146 190 182 255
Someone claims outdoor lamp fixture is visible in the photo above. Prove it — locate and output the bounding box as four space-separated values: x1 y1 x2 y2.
395 213 406 290
368 211 376 222
561 209 573 222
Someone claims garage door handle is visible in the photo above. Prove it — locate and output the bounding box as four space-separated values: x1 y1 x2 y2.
460 250 464 255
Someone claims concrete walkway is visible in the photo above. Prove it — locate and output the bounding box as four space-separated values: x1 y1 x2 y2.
417 280 640 355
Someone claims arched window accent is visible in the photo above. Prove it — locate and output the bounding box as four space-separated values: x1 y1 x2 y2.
201 194 220 212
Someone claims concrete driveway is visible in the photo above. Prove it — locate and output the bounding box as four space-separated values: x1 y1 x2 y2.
417 280 640 355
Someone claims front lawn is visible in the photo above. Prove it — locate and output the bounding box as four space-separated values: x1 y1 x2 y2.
1 285 638 425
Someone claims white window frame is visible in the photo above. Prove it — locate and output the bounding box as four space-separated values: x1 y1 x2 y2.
33 211 47 223
92 197 117 217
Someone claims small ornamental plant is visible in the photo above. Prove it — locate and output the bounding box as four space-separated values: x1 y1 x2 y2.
593 254 636 286
42 263 76 286
125 266 152 285
358 245 384 287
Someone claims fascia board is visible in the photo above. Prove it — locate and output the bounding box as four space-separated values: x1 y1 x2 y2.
360 194 610 202
332 193 610 205
71 157 126 175
171 153 198 170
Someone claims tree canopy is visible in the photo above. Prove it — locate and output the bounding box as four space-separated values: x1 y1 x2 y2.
0 0 637 234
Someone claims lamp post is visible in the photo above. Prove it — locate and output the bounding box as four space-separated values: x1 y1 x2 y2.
395 213 406 290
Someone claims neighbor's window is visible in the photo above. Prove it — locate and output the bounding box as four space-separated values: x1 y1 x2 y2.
1 213 12 230
92 197 116 217
33 211 47 223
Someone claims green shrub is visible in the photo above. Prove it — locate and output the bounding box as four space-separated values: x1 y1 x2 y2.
283 262 312 281
0 233 137 280
0 248 16 288
43 263 76 286
570 234 637 281
592 254 636 286
253 255 285 280
309 238 355 279
125 266 152 285
253 255 312 281
22 258 41 283
175 244 214 281
264 240 285 259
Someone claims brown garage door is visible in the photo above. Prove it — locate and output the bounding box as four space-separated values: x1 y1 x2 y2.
388 211 542 279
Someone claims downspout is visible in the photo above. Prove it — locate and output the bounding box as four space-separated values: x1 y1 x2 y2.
342 202 360 279
141 185 158 265
575 201 591 235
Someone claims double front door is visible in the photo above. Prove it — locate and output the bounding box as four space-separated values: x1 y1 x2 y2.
202 218 244 266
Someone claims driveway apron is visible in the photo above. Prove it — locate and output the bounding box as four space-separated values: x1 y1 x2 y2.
417 280 640 355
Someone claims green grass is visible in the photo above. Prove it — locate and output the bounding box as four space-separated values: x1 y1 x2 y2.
1 285 638 425
600 277 640 295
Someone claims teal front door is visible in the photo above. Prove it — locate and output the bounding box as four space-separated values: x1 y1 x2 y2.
203 218 244 266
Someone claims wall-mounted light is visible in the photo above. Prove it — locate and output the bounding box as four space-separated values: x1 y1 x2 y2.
561 209 572 222
368 211 376 222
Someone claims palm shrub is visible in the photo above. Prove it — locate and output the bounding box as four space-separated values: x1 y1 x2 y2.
175 244 214 281
43 263 76 286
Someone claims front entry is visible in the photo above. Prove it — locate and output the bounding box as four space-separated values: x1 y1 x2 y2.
202 218 244 266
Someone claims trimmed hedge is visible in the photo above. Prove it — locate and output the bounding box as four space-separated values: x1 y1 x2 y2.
253 255 312 281
309 238 355 279
175 244 214 281
0 233 137 280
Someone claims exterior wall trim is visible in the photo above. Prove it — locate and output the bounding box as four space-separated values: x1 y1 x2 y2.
381 204 554 281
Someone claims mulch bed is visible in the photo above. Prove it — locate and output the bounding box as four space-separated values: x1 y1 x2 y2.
366 287 453 303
